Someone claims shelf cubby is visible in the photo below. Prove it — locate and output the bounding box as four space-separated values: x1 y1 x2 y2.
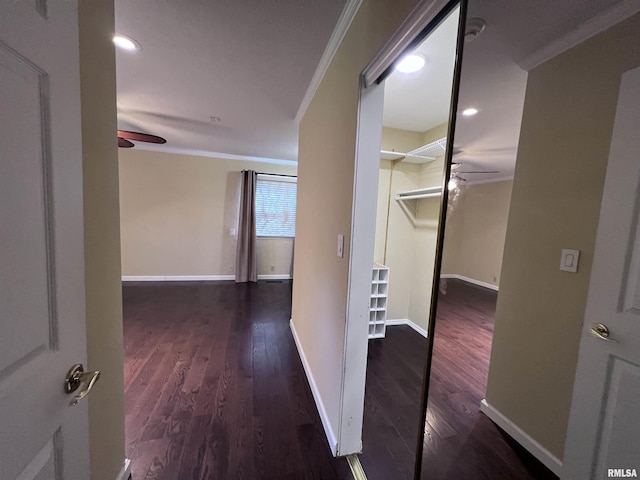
369 264 389 339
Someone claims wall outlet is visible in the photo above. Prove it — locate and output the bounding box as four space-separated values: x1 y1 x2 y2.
228 265 234 273
269 265 275 272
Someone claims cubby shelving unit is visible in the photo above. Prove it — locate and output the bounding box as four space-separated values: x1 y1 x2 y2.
369 264 389 339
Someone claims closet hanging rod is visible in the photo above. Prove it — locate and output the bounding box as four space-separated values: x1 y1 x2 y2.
395 192 441 200
395 185 442 201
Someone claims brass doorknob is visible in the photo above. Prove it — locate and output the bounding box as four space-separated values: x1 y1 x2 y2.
64 364 101 406
589 323 617 343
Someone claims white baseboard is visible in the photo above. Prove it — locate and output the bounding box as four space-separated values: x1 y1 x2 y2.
122 275 235 282
480 399 562 476
114 458 131 480
257 274 292 280
289 319 338 456
122 274 292 282
441 274 499 291
386 318 428 338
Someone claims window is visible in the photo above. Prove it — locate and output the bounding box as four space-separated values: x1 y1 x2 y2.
255 174 297 237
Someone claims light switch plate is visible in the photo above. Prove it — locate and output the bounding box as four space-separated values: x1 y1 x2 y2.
560 249 580 273
337 234 344 258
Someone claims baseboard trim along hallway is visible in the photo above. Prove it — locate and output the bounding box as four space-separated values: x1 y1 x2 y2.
385 318 428 337
289 318 338 455
480 399 562 476
440 273 499 291
121 274 292 282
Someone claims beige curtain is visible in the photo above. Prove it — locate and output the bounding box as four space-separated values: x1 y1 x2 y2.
235 170 258 283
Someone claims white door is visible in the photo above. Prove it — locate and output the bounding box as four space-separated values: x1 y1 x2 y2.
0 2 92 479
562 66 640 479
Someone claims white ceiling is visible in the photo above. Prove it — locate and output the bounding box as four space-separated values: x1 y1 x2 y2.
114 0 347 162
115 0 637 172
382 8 460 132
382 0 637 182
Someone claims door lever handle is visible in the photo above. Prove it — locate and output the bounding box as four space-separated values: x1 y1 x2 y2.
589 323 617 343
64 364 101 406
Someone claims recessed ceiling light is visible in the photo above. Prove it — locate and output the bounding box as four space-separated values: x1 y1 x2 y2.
462 108 479 116
395 54 426 74
113 35 140 52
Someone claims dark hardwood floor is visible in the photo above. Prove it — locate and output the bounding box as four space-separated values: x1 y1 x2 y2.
421 279 560 479
360 326 426 479
359 279 559 480
122 280 352 480
123 278 558 480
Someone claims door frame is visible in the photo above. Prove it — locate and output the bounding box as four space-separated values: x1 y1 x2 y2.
340 0 467 470
561 65 640 480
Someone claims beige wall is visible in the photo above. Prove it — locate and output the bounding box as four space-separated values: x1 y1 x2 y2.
441 180 513 287
383 161 423 320
118 149 296 278
374 125 447 329
78 2 126 479
408 158 446 329
292 0 421 442
374 159 392 263
422 122 448 146
486 13 640 460
380 126 424 153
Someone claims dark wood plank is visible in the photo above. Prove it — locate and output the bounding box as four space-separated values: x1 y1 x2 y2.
358 278 559 480
124 278 559 480
123 280 351 480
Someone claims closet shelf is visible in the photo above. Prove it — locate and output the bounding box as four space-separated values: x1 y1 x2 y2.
406 137 447 161
395 186 442 201
380 150 406 161
380 137 447 165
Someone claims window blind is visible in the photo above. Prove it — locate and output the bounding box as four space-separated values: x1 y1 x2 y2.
255 175 297 237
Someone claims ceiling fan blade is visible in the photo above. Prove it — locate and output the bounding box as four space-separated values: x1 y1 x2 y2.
117 130 167 144
118 137 134 148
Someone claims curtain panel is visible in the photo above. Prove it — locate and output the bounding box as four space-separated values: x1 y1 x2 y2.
235 170 258 282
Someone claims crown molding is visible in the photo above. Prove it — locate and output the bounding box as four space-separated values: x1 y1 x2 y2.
132 143 297 166
294 0 363 124
518 0 640 71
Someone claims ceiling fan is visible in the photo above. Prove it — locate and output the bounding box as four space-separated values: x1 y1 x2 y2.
117 130 167 148
451 162 499 175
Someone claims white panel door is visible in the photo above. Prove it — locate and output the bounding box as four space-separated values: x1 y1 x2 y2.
562 67 640 479
0 1 91 479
